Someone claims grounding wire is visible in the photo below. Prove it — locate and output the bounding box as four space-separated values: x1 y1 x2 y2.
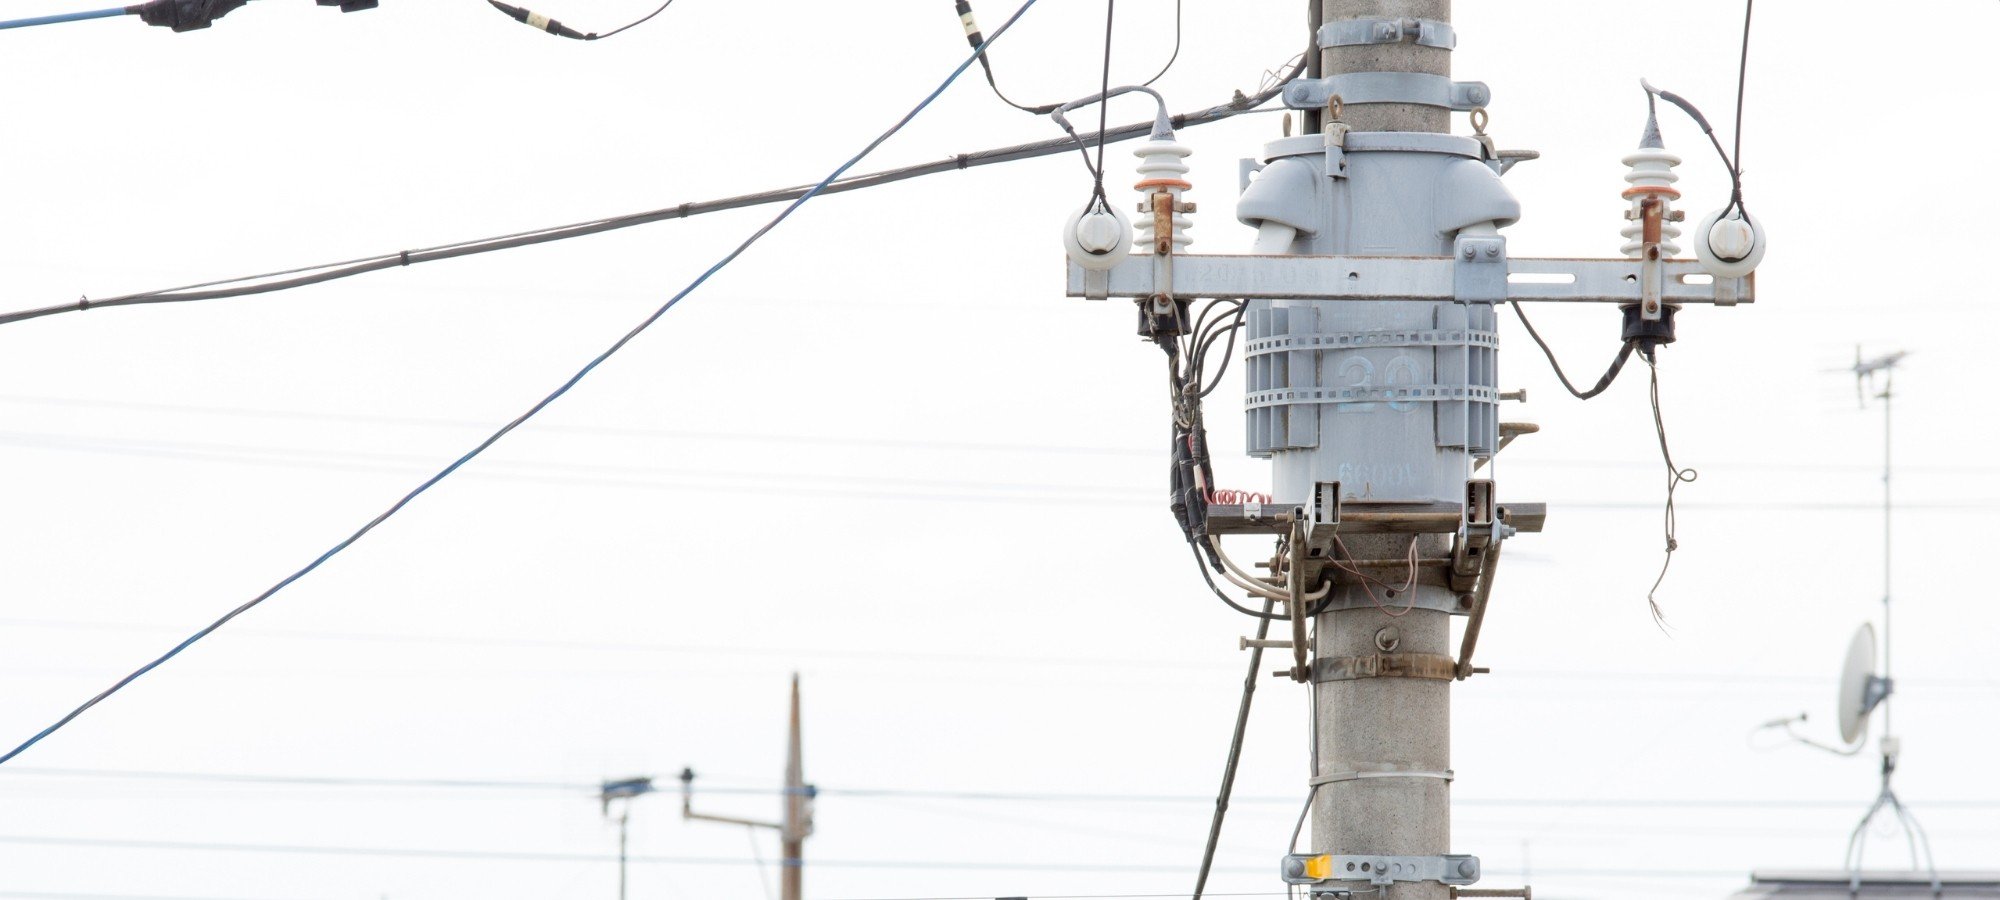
0 0 1047 767
1191 594 1271 899
1643 351 1697 628
0 52 1307 330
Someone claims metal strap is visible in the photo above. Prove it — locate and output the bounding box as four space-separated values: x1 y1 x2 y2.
1246 385 1497 411
1310 767 1456 787
1320 17 1456 49
1283 72 1491 112
1313 651 1459 682
1245 328 1497 356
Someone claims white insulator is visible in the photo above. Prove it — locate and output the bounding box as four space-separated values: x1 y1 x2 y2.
1133 137 1194 252
1620 218 1682 258
1619 144 1682 259
1620 146 1681 192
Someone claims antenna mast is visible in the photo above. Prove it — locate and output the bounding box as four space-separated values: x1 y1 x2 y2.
1842 348 1940 896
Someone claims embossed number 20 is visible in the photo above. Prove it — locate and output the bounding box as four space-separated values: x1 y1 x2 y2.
1335 355 1420 413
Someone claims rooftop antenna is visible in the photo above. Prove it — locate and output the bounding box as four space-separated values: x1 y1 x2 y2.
1763 348 1937 898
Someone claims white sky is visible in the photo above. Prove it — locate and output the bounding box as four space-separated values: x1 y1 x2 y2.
1 2 1996 899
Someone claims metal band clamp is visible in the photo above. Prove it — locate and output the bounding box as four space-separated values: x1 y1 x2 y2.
1320 17 1457 49
1283 72 1491 112
1313 651 1459 683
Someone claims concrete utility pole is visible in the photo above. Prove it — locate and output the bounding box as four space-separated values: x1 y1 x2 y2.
1309 4 1457 895
681 674 814 900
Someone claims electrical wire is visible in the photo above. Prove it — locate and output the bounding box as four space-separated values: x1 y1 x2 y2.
1731 0 1754 216
0 52 1308 330
959 0 1183 117
1091 0 1115 208
0 7 129 31
485 0 678 41
1190 595 1272 899
1508 302 1635 400
0 0 1048 768
1642 352 1698 628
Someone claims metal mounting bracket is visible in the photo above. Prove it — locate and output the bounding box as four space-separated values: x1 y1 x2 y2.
1283 853 1483 887
1320 17 1457 49
1284 72 1491 111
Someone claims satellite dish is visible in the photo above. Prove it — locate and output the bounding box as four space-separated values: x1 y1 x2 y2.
1836 623 1879 745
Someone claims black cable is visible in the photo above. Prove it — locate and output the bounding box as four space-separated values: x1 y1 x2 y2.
0 52 1310 330
1643 352 1697 629
1090 0 1115 209
1508 302 1636 400
1196 310 1245 398
1646 84 1744 217
1192 594 1273 899
588 0 675 40
0 0 1048 768
485 0 678 41
957 0 1182 117
1188 543 1286 622
1729 0 1754 217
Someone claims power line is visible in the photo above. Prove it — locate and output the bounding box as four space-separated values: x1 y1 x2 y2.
6 766 1999 810
0 53 1305 330
0 0 1047 768
5 616 1995 688
2 426 1989 513
0 833 1751 879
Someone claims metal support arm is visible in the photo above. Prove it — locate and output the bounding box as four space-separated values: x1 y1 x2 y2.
1066 253 1753 306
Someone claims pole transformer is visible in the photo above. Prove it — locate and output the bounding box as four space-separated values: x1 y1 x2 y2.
1060 1 1761 894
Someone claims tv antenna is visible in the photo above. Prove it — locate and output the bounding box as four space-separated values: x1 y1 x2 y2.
1762 348 1938 897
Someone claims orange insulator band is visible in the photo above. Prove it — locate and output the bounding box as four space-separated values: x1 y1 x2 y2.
1134 178 1192 191
1622 185 1682 200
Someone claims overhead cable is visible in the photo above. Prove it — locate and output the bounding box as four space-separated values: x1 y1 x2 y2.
0 0 1047 767
0 50 1307 329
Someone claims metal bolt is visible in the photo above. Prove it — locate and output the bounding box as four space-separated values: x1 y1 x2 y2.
1462 247 1476 260
1375 22 1398 40
1458 860 1479 878
1374 626 1401 652
1484 245 1500 259
1285 858 1306 878
1644 301 1659 313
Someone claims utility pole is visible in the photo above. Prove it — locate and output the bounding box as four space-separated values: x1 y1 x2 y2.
598 776 657 900
1061 1 1763 896
682 673 814 900
1307 5 1459 897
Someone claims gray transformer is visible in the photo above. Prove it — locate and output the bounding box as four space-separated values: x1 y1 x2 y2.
1238 131 1519 505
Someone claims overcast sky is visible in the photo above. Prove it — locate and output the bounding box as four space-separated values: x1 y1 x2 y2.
1 2 1996 899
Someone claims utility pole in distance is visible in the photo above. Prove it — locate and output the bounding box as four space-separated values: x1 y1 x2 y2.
1061 0 1764 896
682 674 814 900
